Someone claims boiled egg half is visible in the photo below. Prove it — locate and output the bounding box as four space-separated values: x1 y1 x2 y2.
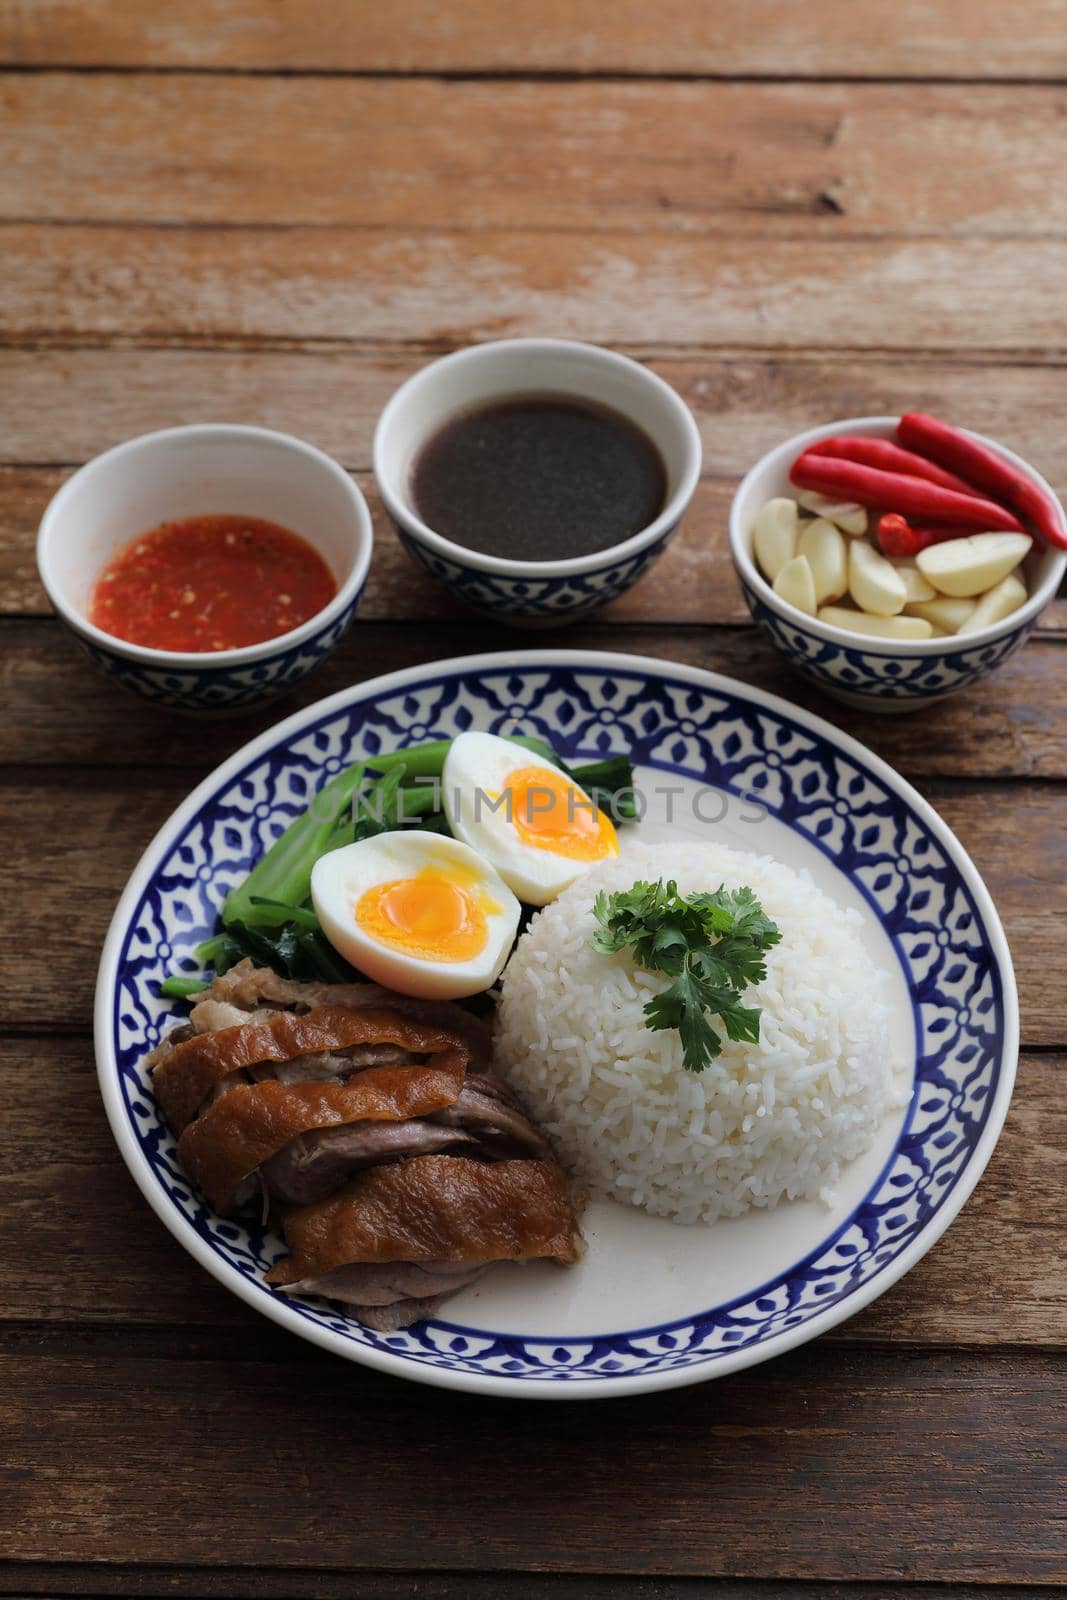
311 831 521 1000
443 731 618 906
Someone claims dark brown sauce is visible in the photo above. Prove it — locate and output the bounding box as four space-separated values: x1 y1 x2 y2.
410 393 668 562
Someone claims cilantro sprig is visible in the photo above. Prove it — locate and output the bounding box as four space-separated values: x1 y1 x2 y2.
592 879 782 1074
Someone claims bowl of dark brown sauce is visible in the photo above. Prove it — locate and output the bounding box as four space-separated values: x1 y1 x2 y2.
373 339 702 623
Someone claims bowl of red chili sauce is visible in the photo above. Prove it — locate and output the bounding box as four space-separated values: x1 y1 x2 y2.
37 425 373 711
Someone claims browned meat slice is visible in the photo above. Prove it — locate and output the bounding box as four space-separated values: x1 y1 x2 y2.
253 1043 412 1087
357 1295 472 1332
152 1005 467 1134
177 1061 468 1214
261 1071 549 1207
430 1073 551 1160
201 960 492 1070
144 1021 195 1073
266 1155 582 1300
278 1260 488 1326
261 1119 474 1208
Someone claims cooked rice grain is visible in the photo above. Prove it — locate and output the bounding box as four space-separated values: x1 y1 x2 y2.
494 841 907 1225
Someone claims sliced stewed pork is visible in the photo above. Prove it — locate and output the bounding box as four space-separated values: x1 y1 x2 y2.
152 1004 467 1134
257 1072 548 1207
148 961 580 1327
197 960 493 1070
266 1154 582 1323
261 1119 474 1208
177 1059 468 1214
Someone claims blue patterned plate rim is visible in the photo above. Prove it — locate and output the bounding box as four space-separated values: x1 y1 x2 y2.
95 650 1018 1399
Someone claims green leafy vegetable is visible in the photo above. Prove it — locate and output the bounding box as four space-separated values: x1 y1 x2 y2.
592 879 781 1073
568 755 638 821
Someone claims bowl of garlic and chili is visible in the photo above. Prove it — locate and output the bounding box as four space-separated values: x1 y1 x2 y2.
729 415 1066 712
37 424 373 712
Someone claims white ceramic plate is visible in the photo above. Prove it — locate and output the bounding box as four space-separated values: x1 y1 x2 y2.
95 651 1017 1398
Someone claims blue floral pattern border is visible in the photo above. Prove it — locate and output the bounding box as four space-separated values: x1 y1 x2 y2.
65 589 364 711
740 579 1033 702
106 661 1009 1383
395 525 675 618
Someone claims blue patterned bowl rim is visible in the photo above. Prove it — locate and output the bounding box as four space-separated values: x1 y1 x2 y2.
94 650 1018 1399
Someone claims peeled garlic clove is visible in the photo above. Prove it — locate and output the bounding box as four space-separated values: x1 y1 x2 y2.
818 606 933 639
916 532 1031 597
753 498 799 581
957 573 1028 634
773 554 817 615
796 490 868 534
798 517 847 603
849 539 907 616
893 560 937 604
904 596 976 632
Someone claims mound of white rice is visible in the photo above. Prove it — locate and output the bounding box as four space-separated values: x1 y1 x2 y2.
495 841 906 1225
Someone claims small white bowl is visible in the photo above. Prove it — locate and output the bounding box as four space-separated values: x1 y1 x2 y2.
729 415 1067 712
37 424 373 712
374 338 702 624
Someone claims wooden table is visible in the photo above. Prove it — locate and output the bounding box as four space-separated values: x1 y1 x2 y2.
2 4 1065 1595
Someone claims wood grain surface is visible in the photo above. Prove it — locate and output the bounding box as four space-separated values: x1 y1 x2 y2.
3 0 1067 78
7 222 1067 352
3 3 1066 1596
6 76 1067 236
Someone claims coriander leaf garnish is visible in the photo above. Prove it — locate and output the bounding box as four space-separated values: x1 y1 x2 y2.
592 878 781 1073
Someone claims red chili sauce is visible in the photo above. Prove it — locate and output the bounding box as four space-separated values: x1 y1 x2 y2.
89 515 337 653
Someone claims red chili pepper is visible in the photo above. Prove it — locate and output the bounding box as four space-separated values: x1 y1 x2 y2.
807 436 975 494
789 452 1025 532
875 514 974 559
898 412 1067 550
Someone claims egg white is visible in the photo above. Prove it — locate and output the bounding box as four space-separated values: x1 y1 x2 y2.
442 730 617 906
310 830 521 1000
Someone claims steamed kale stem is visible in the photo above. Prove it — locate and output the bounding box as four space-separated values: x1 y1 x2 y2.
160 976 209 999
221 760 367 928
248 898 320 928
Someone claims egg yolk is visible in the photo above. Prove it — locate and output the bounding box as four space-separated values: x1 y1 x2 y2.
503 766 619 862
355 865 495 963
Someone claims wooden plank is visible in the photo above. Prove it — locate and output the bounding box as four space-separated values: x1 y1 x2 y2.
4 615 1067 780
4 224 1067 353
0 1334 1062 1581
1 748 1063 1041
2 1030 1062 1344
3 0 1067 79
4 76 1067 237
4 351 1067 488
0 1576 1056 1600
